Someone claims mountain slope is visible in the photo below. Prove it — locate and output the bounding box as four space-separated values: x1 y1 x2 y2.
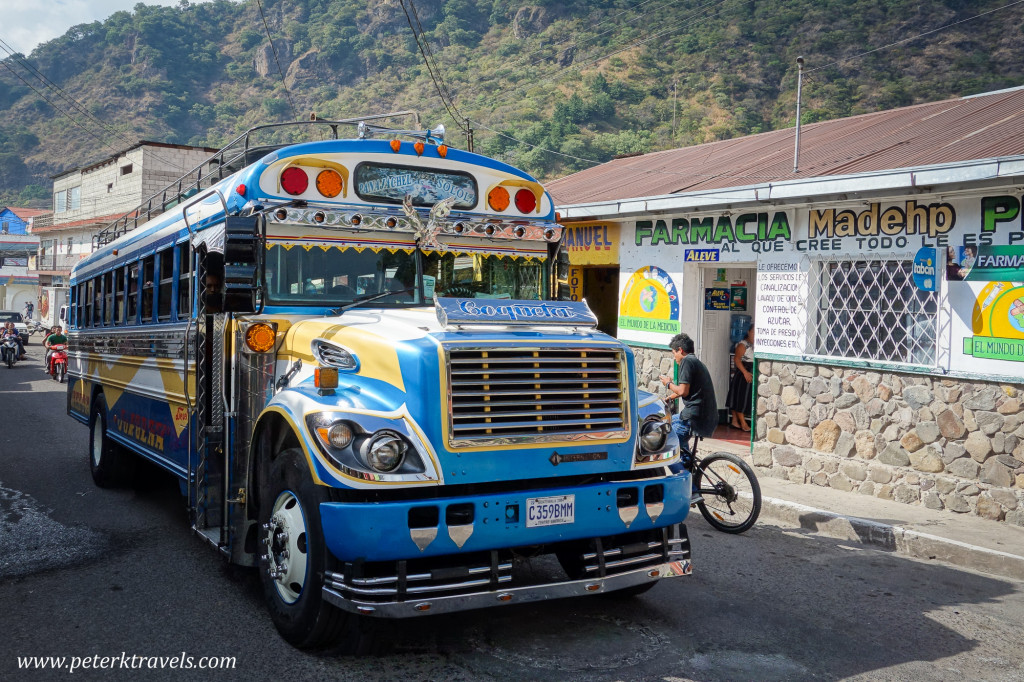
1 0 1023 206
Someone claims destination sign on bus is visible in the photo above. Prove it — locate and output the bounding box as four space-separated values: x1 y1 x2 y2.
355 162 477 208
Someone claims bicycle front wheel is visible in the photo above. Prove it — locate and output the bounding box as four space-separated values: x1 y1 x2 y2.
695 452 761 534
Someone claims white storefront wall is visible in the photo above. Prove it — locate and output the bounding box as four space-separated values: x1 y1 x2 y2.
608 187 1024 384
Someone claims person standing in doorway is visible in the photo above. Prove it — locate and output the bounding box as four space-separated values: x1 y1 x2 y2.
726 326 754 431
659 332 718 456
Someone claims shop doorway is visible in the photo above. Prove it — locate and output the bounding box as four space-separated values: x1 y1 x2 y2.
696 265 756 427
583 267 619 337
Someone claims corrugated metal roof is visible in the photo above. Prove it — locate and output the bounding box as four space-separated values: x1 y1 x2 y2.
548 87 1024 207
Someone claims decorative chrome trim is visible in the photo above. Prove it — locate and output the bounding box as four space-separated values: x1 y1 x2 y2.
443 344 631 448
266 204 561 243
322 558 691 618
311 338 359 370
447 523 473 548
618 505 639 528
410 527 437 551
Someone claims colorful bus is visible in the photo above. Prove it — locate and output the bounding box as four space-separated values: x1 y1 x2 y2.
67 118 692 651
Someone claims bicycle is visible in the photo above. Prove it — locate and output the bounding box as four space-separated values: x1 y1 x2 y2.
680 433 761 534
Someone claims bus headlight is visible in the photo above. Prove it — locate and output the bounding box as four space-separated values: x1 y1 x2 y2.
639 418 671 454
363 431 407 472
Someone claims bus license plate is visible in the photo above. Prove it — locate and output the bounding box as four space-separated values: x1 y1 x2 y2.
526 495 575 528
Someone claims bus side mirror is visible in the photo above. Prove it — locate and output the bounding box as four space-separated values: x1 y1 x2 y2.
222 215 262 314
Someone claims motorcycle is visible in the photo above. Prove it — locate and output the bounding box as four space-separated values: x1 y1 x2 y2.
28 320 49 337
1 334 19 369
48 343 68 383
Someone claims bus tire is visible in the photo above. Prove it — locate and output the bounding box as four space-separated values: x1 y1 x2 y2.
258 447 375 652
88 396 132 488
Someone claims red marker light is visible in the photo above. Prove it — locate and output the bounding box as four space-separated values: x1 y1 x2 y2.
514 188 536 214
280 167 308 195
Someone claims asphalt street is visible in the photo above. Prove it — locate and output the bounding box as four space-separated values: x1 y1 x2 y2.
2 350 1023 681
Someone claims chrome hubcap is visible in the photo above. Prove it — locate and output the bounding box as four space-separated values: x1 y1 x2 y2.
91 419 103 467
261 491 308 604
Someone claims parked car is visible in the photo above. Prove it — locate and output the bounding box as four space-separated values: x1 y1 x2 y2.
0 310 29 344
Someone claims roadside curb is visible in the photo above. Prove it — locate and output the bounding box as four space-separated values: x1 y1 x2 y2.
760 495 1024 581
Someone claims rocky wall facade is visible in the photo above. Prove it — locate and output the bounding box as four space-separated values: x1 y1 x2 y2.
755 361 1024 526
629 344 1024 526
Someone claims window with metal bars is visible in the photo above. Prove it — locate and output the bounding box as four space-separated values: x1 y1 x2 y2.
807 257 938 366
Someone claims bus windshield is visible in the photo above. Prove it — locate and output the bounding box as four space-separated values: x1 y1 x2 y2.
264 244 548 307
423 252 545 301
264 244 419 307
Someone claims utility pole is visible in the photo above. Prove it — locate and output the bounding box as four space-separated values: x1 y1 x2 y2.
793 56 804 174
672 80 678 137
465 118 474 152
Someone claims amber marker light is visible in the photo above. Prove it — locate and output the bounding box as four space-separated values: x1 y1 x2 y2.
245 323 276 353
437 145 448 158
488 186 510 211
314 367 339 389
316 170 343 198
413 140 425 156
390 139 401 152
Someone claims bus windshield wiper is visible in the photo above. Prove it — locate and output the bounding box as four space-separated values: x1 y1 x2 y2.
329 287 416 315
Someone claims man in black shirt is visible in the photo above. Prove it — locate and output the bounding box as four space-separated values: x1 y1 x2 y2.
659 332 718 453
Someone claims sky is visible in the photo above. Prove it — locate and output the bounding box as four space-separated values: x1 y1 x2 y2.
0 1 184 56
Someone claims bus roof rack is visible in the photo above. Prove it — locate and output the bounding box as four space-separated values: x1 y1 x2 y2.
93 111 427 249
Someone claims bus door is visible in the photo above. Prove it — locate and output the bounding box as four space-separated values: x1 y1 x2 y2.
189 248 229 552
190 216 263 565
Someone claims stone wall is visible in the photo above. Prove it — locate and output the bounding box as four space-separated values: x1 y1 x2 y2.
631 344 678 397
755 361 1024 526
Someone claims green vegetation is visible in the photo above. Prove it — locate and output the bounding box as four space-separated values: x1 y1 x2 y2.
1 0 1023 206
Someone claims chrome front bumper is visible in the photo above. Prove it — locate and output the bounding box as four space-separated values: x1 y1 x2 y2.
322 525 691 618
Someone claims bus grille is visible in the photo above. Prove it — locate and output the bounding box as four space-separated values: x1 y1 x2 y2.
445 346 629 446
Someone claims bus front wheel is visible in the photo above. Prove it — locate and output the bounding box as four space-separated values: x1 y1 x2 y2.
258 447 376 652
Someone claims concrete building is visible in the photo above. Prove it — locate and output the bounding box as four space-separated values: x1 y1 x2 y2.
30 141 217 329
550 85 1024 526
0 208 45 313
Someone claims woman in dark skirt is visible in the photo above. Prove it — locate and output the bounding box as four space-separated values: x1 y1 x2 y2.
725 326 754 431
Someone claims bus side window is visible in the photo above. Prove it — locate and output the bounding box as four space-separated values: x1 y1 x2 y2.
128 263 139 324
84 279 93 328
158 249 173 322
93 277 102 327
104 271 114 326
142 256 155 322
177 243 191 320
73 284 81 329
114 267 125 325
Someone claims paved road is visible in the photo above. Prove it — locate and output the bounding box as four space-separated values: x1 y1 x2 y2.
2 352 1024 681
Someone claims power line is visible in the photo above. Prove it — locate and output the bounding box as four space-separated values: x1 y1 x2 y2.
0 36 192 173
806 0 1024 73
0 60 128 159
398 0 467 134
253 0 299 121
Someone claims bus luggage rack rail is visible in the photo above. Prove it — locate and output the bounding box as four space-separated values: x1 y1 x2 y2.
93 112 422 248
445 347 629 446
